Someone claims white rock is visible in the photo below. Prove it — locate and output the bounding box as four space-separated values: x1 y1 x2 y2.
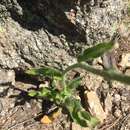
119 53 130 68
114 94 121 102
105 93 112 114
85 91 106 123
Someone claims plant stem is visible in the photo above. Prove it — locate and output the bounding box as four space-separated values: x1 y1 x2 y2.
63 62 130 85
63 62 104 77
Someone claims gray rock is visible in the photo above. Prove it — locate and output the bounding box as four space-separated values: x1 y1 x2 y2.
0 69 15 85
0 0 128 70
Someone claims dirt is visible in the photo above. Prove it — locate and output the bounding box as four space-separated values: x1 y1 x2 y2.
0 81 71 130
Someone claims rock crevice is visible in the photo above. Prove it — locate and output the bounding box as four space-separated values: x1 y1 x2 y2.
0 0 128 70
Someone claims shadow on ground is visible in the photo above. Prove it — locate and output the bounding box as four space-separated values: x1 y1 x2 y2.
5 0 93 43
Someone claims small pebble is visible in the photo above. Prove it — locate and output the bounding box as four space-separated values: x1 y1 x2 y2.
26 102 31 108
114 109 121 118
10 102 15 108
114 94 121 102
121 96 127 101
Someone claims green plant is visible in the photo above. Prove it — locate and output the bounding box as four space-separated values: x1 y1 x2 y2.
26 41 130 128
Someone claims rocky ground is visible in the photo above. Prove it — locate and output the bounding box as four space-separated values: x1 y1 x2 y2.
0 40 130 130
0 0 130 130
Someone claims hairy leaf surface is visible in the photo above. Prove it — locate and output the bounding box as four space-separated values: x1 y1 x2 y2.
78 42 114 62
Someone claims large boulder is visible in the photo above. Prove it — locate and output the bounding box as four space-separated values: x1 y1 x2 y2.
0 0 128 70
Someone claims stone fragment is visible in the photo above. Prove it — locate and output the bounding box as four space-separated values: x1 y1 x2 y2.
15 81 36 91
41 115 53 124
85 91 106 123
114 94 121 102
40 108 61 124
0 69 15 85
114 109 121 118
104 93 112 114
82 73 103 90
125 69 130 75
118 23 130 38
119 53 130 68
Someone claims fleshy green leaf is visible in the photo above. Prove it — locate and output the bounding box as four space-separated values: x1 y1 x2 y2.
28 87 52 98
78 111 99 127
73 111 88 127
87 117 100 128
79 110 91 120
78 110 99 127
64 97 99 127
62 77 82 97
26 66 62 78
78 42 114 62
67 77 82 90
37 87 51 97
28 90 38 97
65 97 87 127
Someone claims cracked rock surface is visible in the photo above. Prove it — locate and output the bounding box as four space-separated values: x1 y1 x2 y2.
0 0 128 70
